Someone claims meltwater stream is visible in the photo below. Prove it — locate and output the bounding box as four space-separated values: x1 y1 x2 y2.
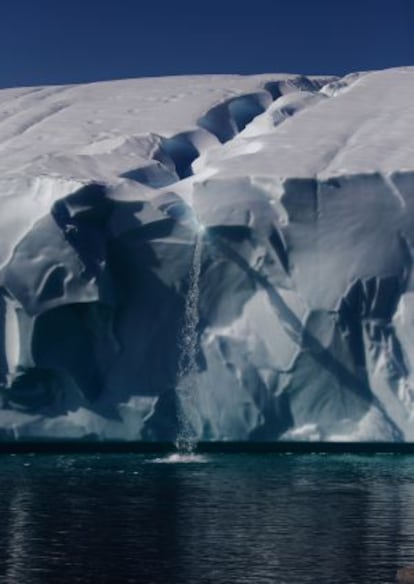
175 229 204 454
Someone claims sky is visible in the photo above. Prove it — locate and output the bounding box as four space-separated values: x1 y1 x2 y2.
0 0 413 88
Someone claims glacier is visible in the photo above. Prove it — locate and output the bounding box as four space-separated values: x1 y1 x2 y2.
0 67 413 442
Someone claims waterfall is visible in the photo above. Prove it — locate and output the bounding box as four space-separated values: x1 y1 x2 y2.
175 230 203 453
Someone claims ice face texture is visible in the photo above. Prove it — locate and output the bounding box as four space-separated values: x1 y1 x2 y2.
0 68 413 441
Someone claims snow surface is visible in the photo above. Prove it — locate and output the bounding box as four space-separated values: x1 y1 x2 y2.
0 68 413 441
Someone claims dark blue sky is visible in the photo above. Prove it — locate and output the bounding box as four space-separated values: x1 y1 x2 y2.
1 0 413 88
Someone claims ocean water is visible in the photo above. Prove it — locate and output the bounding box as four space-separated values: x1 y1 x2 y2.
0 453 413 583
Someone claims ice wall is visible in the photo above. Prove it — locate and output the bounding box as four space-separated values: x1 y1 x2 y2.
0 68 413 441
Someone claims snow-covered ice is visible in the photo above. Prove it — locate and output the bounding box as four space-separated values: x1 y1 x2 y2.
0 68 413 441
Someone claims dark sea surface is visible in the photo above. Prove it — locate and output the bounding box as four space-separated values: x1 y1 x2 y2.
0 452 413 584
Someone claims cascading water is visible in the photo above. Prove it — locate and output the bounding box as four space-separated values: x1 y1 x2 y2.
175 228 204 454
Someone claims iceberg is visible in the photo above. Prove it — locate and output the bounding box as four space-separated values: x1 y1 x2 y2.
0 68 413 442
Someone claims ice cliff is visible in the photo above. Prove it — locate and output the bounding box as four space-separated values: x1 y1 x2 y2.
0 67 413 441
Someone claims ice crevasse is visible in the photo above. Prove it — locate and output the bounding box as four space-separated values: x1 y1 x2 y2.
0 67 413 442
